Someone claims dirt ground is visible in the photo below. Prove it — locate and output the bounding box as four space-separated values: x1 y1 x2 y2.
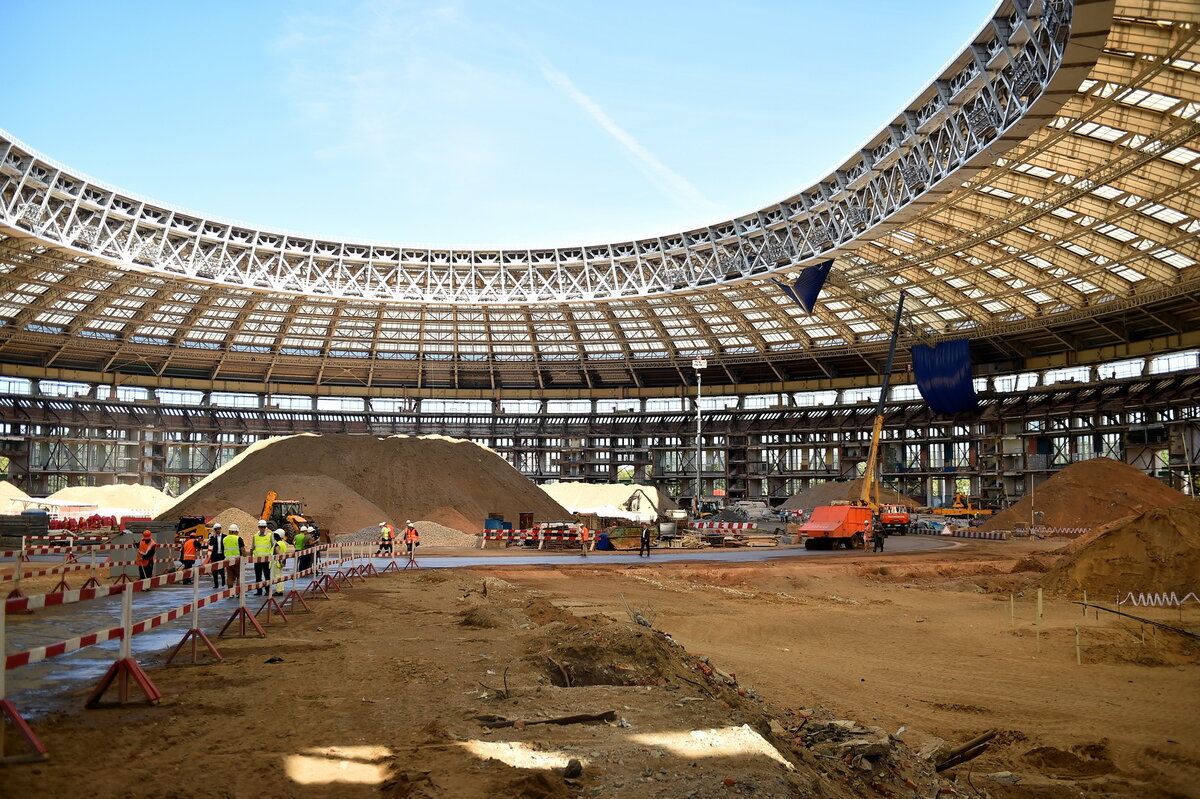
2 538 1198 798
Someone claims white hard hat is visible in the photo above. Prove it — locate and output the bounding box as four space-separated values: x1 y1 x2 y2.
229 524 240 532
379 521 388 526
212 522 222 528
301 525 311 532
406 520 413 525
257 519 268 526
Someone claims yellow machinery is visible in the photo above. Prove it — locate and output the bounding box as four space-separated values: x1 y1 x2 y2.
854 293 907 526
260 491 317 535
931 493 993 517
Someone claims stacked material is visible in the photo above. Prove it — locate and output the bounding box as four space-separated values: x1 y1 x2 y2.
156 434 568 535
47 483 175 516
981 457 1186 532
1040 500 1200 596
779 479 919 511
209 507 261 533
540 482 675 522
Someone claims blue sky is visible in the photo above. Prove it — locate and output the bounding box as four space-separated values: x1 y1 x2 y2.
3 1 995 247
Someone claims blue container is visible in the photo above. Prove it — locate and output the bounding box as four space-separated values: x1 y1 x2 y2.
484 518 504 530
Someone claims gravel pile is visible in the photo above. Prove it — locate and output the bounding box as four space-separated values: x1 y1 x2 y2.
340 520 478 548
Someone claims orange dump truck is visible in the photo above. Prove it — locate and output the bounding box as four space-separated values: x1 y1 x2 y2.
799 505 873 550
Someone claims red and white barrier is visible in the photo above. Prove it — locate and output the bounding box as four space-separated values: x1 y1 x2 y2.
691 521 755 530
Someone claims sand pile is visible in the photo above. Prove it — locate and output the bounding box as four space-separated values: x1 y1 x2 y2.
0 480 30 514
156 434 568 535
209 507 261 533
343 520 478 547
981 457 1186 532
1039 500 1200 596
779 479 919 510
48 483 174 515
540 482 677 516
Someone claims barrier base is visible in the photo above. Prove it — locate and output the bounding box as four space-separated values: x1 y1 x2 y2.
80 575 102 590
0 699 48 763
165 628 223 665
111 573 132 586
380 559 400 574
4 587 27 601
360 562 380 578
331 570 353 588
255 596 289 625
302 579 331 600
85 658 163 708
280 589 312 613
49 577 71 594
218 606 267 638
403 556 421 571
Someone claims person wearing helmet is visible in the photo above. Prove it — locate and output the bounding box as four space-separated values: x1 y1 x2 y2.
222 523 245 589
375 521 395 556
293 525 311 574
136 530 157 582
403 521 420 553
208 522 227 589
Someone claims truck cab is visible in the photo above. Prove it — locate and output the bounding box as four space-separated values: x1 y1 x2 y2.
876 505 911 536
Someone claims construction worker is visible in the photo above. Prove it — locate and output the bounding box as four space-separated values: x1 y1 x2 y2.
180 532 199 584
873 526 885 553
579 524 590 557
376 521 394 556
293 525 310 574
208 522 226 589
252 520 273 596
403 521 420 554
223 523 244 588
638 522 652 558
271 531 287 596
310 526 323 575
136 530 157 582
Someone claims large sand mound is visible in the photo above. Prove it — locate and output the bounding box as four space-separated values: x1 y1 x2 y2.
779 479 919 510
981 457 1185 532
540 483 677 516
156 434 569 535
48 483 174 515
1039 500 1200 597
0 480 30 514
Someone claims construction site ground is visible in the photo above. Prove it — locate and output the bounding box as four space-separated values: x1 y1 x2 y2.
2 537 1198 798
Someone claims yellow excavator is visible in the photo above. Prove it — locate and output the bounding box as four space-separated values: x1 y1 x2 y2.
931 492 993 517
260 491 317 536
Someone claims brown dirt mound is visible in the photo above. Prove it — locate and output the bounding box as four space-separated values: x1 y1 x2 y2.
156 434 569 535
1039 499 1200 597
780 478 918 510
981 458 1185 532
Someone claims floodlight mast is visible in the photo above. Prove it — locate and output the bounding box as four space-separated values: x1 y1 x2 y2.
692 358 707 518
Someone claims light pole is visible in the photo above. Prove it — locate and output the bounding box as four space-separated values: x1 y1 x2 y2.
692 358 707 518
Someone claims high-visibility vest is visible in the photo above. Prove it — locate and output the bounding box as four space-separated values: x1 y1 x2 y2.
222 533 242 559
182 538 197 559
293 533 307 551
253 532 273 555
274 538 288 556
136 538 155 567
380 525 394 541
403 526 419 543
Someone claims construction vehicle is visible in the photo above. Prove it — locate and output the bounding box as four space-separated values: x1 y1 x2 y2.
260 491 317 536
930 493 993 518
800 292 907 550
693 495 724 519
173 515 209 543
877 504 912 536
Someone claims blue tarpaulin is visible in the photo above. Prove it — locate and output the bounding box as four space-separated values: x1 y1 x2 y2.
912 338 978 415
770 259 833 314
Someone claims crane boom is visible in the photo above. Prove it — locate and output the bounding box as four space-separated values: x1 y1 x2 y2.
858 292 906 508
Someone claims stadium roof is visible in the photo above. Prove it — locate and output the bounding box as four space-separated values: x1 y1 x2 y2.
0 0 1197 394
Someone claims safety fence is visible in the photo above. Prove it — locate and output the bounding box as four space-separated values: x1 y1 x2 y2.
1116 591 1200 608
0 540 202 597
913 528 1007 541
478 529 592 551
0 541 418 763
1012 525 1092 537
690 521 755 530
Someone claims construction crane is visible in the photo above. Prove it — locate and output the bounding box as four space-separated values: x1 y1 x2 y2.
800 292 906 549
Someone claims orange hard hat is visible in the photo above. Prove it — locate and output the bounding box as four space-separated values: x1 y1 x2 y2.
142 530 153 537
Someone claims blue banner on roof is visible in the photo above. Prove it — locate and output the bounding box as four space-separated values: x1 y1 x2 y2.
769 259 833 314
912 339 978 415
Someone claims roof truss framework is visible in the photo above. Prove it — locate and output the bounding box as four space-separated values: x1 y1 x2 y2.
0 0 1195 392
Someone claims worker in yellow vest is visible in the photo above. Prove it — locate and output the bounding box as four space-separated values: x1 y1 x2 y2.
222 524 244 588
271 531 287 596
252 520 273 596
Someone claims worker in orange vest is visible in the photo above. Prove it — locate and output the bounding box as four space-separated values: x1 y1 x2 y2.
180 533 200 584
579 524 590 557
136 530 157 582
403 521 420 554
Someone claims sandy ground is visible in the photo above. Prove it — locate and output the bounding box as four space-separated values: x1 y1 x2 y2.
2 538 1198 798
